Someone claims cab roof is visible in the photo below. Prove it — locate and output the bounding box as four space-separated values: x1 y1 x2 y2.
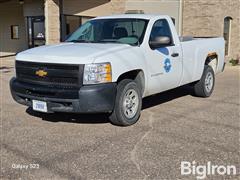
93 14 169 20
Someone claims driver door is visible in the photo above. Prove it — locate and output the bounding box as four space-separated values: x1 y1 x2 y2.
145 19 183 94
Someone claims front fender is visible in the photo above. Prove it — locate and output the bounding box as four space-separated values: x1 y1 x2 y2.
94 46 148 91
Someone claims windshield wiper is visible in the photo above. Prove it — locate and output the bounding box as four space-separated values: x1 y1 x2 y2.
95 40 120 43
68 39 93 43
69 39 137 46
95 40 135 45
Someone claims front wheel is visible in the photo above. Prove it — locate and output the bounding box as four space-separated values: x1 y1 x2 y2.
193 65 215 97
109 79 142 126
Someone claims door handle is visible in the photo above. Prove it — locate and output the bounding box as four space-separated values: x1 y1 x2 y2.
171 53 179 57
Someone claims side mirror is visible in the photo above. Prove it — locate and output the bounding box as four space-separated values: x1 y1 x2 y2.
149 36 171 49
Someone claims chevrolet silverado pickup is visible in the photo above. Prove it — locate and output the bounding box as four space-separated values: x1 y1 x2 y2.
10 14 225 126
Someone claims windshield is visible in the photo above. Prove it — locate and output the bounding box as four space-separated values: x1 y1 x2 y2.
66 18 149 46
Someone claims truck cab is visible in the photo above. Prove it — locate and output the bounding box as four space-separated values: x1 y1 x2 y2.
10 14 225 126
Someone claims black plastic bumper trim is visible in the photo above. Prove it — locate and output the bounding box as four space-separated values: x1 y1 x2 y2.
10 78 117 113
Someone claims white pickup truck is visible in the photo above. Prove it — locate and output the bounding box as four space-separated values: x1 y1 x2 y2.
10 14 225 126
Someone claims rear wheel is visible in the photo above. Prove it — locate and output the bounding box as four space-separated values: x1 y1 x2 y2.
109 79 142 126
193 65 215 97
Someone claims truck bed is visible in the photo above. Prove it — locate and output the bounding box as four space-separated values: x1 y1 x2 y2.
179 36 220 42
178 36 225 86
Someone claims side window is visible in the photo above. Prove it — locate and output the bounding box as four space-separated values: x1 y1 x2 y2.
149 19 173 44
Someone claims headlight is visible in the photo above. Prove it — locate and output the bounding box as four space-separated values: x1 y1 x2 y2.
83 62 112 84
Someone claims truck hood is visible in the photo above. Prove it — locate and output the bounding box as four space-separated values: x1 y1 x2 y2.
16 43 133 64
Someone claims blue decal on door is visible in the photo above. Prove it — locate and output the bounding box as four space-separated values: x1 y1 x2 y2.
164 58 171 73
156 47 169 56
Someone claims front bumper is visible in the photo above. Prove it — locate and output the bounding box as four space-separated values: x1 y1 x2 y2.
10 78 117 113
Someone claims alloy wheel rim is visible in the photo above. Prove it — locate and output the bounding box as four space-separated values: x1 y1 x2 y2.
205 72 213 93
123 89 139 119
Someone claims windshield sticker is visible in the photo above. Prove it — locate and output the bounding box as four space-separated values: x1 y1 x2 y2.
164 58 171 73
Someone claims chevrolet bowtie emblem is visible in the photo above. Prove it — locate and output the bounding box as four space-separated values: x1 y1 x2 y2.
36 69 47 77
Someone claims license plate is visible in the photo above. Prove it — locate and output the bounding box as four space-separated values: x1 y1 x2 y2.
32 100 47 112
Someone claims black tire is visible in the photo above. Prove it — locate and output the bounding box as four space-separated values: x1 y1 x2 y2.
193 65 215 97
109 79 142 126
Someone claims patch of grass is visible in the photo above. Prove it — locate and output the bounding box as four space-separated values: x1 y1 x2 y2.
229 58 239 66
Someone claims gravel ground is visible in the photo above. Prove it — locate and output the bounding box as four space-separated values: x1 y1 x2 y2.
1 57 239 179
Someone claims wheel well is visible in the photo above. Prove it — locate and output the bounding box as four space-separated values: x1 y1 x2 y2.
117 70 145 95
205 53 218 73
